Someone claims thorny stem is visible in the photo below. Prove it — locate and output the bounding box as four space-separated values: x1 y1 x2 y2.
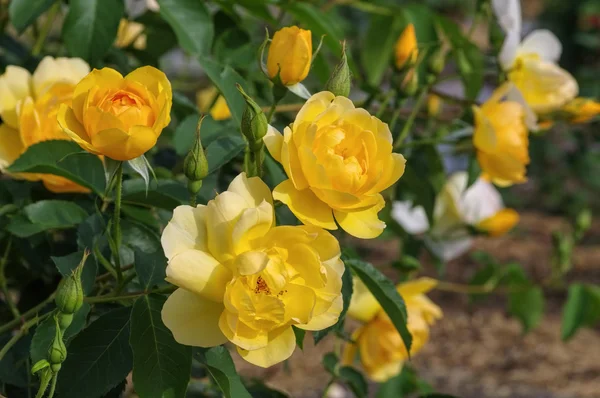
0 313 51 361
84 285 175 304
0 237 19 319
0 293 55 335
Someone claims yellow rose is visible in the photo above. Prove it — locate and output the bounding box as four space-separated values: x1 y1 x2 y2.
0 57 92 193
160 173 344 368
264 92 406 239
473 83 530 187
476 208 520 237
57 66 172 161
267 26 312 86
115 19 147 50
562 97 600 124
342 277 442 382
196 86 231 121
394 24 418 70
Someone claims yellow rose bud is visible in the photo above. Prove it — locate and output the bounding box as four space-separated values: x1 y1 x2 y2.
562 97 600 124
160 173 344 368
394 24 418 70
264 92 407 239
196 87 232 121
473 83 530 187
115 19 147 50
0 57 92 193
476 208 519 236
427 94 442 118
343 277 442 382
267 26 312 86
57 66 172 161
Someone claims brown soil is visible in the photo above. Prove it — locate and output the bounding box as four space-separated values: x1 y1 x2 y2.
234 212 600 398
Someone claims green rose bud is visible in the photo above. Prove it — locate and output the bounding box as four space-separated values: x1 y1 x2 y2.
575 208 592 240
57 312 74 331
325 42 351 97
55 252 88 315
401 71 419 97
48 315 67 367
238 85 268 148
428 46 447 76
183 117 209 197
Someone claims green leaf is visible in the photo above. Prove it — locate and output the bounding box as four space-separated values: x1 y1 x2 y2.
173 113 235 156
197 56 248 126
338 367 368 398
7 140 106 195
509 286 544 332
52 250 97 294
396 165 436 225
435 16 484 100
30 303 91 364
561 284 600 340
9 0 54 33
62 0 124 65
466 156 481 190
7 200 89 237
134 249 167 290
292 326 306 351
468 262 498 304
157 0 213 55
313 263 353 344
56 306 133 398
206 135 245 174
127 156 152 193
130 295 192 398
362 14 405 87
322 352 338 375
246 381 289 398
195 346 252 398
377 365 419 398
346 259 412 353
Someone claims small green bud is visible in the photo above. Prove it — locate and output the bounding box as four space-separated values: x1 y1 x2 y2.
455 48 472 76
237 84 268 147
31 359 50 375
428 46 447 76
55 252 88 315
575 209 592 239
48 315 67 366
396 255 421 272
401 71 419 97
183 117 209 196
57 312 74 331
325 42 351 97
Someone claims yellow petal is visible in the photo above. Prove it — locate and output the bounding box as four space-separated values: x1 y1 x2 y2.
395 24 418 69
161 288 227 347
294 91 336 125
273 180 337 230
56 105 97 154
340 329 362 366
368 359 404 383
396 277 438 298
236 326 296 367
281 126 308 190
165 249 232 303
347 277 380 323
32 56 90 98
228 172 273 209
232 202 274 254
282 283 316 324
263 125 283 163
219 311 269 351
297 294 342 331
368 153 407 195
334 200 386 239
0 124 24 171
472 105 498 153
234 251 270 275
90 126 157 161
161 205 208 259
125 65 172 103
72 68 123 122
297 225 342 266
267 26 312 85
0 66 32 128
476 208 519 236
41 176 90 194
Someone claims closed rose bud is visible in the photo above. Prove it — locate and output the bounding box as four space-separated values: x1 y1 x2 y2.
48 315 67 369
267 26 312 85
183 117 209 195
55 252 87 315
428 47 446 76
238 86 268 147
395 24 418 70
325 43 351 97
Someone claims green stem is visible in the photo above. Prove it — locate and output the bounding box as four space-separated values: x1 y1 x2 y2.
47 374 58 398
31 1 60 56
0 293 55 335
93 243 117 279
0 313 50 361
84 285 175 304
267 103 277 123
0 237 19 319
112 163 124 285
393 87 429 149
388 98 406 132
395 137 456 149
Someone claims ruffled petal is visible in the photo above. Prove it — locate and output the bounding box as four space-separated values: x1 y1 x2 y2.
273 180 337 230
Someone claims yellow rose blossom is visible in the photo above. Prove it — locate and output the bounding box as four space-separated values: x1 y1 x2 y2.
267 26 312 86
160 173 344 368
473 83 530 186
562 97 600 124
115 19 147 50
342 277 442 382
264 92 406 239
196 86 231 121
394 24 418 70
0 57 92 193
476 208 520 237
57 66 172 161
493 0 578 113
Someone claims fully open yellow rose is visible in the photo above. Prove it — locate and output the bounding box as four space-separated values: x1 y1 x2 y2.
342 277 442 382
264 92 406 239
57 66 172 161
267 26 312 86
473 83 530 187
0 57 91 193
160 173 343 367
